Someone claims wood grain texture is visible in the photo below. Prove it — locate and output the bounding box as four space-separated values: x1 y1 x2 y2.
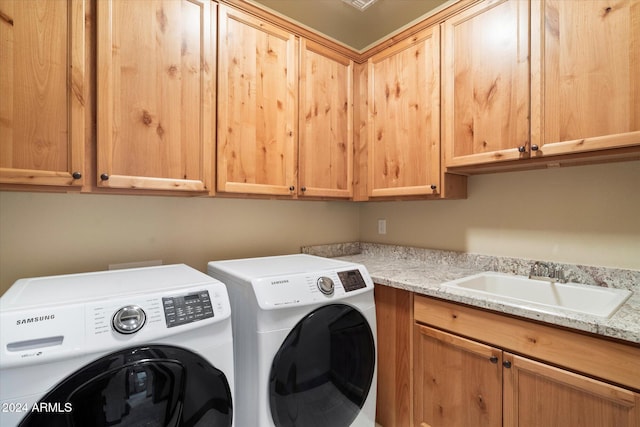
443 0 529 167
414 325 502 427
217 4 298 196
352 62 369 201
97 0 213 192
298 39 353 198
374 285 413 427
368 25 441 197
0 0 85 186
503 353 640 427
530 0 640 157
414 295 640 391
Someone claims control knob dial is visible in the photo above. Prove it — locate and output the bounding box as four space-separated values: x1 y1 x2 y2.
112 305 146 334
317 277 335 296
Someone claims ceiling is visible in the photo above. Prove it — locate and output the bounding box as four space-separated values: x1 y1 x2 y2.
247 0 454 51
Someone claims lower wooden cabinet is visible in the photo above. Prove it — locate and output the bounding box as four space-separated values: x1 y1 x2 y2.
374 285 413 427
413 325 502 427
414 324 640 427
375 289 640 427
504 352 640 427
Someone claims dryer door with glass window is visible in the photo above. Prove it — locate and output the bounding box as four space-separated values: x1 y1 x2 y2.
268 304 375 427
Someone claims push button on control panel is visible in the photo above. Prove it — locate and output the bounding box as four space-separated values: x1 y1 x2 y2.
162 290 214 328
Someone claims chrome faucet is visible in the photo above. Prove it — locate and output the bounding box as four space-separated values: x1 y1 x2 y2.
529 261 567 283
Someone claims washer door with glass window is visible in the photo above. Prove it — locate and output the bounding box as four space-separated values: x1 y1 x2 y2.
19 345 233 427
268 304 375 427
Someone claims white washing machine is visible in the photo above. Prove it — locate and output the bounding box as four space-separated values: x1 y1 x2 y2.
0 264 234 427
208 254 377 427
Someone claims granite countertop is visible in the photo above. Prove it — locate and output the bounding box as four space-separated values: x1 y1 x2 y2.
302 242 640 345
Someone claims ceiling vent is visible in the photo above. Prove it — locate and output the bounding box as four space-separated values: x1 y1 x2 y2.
341 0 379 11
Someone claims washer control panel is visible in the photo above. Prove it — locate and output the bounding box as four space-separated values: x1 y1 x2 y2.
162 290 214 328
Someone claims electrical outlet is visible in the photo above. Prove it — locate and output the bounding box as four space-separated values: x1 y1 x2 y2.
378 219 387 235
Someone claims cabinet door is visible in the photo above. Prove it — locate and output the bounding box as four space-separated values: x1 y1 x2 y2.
298 39 353 198
443 0 529 167
0 0 85 187
530 0 640 157
217 5 298 196
368 25 440 197
503 353 640 427
97 0 214 192
414 325 502 427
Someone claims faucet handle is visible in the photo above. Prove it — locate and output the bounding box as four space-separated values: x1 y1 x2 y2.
529 261 539 278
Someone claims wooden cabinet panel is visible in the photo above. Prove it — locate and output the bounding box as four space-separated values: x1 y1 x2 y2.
217 4 298 196
367 25 440 197
443 0 529 167
414 295 640 391
504 353 640 427
0 0 85 187
414 297 640 427
414 325 502 427
374 285 412 427
97 0 214 192
530 0 640 157
298 39 353 198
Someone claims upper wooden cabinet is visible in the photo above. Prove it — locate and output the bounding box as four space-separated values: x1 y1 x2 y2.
530 0 640 157
298 39 353 198
367 25 441 197
0 0 85 187
217 4 298 196
97 0 214 192
217 5 354 198
442 0 530 168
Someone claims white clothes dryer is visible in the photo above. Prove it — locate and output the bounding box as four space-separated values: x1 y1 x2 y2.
208 254 377 427
0 264 234 427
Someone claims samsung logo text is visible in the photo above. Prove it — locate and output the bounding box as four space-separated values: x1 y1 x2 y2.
16 314 56 325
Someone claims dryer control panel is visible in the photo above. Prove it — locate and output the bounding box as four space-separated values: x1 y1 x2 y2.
338 270 367 292
251 265 373 310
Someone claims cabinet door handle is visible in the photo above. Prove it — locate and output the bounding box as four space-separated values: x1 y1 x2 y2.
503 360 512 368
100 173 109 181
72 172 82 180
531 145 539 151
518 146 526 153
289 185 295 191
489 356 498 364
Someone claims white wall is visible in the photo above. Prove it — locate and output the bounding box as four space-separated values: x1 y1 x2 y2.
2 161 639 295
0 193 360 293
359 161 640 269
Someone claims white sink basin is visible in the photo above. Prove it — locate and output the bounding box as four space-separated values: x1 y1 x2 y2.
441 272 632 318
